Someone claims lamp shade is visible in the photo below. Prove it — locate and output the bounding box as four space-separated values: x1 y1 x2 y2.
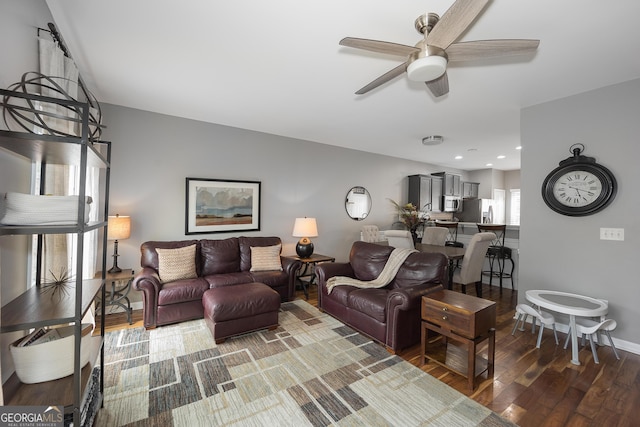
107 215 131 240
292 217 318 238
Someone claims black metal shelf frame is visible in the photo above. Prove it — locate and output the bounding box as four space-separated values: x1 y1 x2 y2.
0 87 111 426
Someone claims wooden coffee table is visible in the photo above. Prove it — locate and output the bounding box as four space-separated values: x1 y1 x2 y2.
420 289 496 390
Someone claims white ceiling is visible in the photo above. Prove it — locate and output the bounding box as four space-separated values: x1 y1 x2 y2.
46 0 640 171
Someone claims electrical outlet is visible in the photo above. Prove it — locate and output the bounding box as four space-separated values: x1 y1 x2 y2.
600 228 624 241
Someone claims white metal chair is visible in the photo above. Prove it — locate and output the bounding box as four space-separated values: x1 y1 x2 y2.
511 303 559 348
383 230 415 249
361 225 380 243
421 227 448 246
451 232 494 296
564 318 620 364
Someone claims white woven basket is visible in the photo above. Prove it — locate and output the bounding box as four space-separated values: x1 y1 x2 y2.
10 324 93 384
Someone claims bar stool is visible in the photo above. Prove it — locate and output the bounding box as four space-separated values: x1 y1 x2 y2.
434 221 463 248
435 221 463 271
476 224 514 291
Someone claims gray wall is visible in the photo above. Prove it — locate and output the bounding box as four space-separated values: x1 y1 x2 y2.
101 103 459 269
520 78 640 348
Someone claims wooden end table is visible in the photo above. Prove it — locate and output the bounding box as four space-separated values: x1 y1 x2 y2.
420 289 496 390
95 269 134 324
286 254 335 300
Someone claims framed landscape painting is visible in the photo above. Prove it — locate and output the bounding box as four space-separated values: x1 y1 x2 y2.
185 178 261 234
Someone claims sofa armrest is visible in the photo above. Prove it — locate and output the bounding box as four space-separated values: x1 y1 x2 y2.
281 256 301 276
315 262 355 287
315 262 354 307
385 284 444 350
281 256 302 300
132 267 162 328
387 283 444 312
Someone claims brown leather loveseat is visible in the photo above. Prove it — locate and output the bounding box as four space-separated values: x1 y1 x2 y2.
133 236 301 329
315 241 447 352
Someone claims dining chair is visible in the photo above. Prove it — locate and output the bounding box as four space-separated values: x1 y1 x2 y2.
451 232 495 297
476 223 514 291
564 318 620 364
383 230 415 249
421 227 448 246
511 304 559 348
361 225 380 243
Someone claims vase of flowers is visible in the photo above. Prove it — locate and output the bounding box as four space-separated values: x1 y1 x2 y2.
389 199 430 243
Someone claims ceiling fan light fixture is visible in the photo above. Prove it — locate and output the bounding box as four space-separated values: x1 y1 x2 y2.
422 135 444 145
407 55 447 82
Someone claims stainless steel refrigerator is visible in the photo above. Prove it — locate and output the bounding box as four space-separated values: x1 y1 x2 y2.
458 198 495 223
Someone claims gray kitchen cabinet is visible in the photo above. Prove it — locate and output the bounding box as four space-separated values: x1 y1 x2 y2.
462 181 480 198
432 172 461 197
431 176 443 212
408 174 433 211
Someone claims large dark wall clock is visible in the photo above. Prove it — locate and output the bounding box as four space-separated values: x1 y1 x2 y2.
541 144 617 216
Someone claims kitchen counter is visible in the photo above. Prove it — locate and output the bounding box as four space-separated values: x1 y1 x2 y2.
457 222 519 239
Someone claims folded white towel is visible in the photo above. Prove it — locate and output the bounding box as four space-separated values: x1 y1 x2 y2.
0 192 92 225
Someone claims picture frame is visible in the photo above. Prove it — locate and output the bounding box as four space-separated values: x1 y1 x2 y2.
185 178 261 235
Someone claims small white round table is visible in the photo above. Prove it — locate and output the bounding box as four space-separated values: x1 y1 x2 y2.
525 290 608 365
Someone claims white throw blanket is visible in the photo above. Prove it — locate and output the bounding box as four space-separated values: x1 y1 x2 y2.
326 248 417 294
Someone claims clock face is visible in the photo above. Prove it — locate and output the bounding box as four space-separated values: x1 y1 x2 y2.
552 170 603 207
542 161 616 216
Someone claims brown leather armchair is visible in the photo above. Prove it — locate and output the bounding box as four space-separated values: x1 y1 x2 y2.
316 241 447 352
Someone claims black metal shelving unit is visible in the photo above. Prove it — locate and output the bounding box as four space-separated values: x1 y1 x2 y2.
0 88 110 426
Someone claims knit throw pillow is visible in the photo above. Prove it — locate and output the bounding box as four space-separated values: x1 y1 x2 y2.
249 244 283 272
156 244 197 283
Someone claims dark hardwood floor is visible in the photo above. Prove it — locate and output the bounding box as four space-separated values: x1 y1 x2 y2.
101 284 640 426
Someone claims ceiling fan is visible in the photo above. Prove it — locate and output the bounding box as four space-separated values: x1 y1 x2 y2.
339 0 539 97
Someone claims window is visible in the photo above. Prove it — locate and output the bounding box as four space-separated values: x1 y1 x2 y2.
510 189 521 226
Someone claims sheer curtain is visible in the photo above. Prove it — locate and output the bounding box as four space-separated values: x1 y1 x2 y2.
34 37 100 291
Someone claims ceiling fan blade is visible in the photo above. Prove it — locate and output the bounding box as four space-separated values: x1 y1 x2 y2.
425 72 449 97
447 39 540 63
426 0 489 50
340 37 419 57
355 62 408 95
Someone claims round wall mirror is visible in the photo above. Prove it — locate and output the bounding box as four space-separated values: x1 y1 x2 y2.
345 186 371 221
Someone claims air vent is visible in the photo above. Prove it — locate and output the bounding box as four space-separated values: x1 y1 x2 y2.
422 135 444 146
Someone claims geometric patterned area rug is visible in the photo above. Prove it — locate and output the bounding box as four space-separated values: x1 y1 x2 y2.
96 300 515 426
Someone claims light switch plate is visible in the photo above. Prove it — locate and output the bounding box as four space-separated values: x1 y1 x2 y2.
600 228 624 241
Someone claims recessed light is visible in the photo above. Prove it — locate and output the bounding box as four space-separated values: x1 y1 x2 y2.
497 155 506 159
486 163 493 167
455 155 463 160
515 146 522 150
467 148 477 152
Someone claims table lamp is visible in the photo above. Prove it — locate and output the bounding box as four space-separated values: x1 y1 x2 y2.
292 217 318 258
107 214 131 273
